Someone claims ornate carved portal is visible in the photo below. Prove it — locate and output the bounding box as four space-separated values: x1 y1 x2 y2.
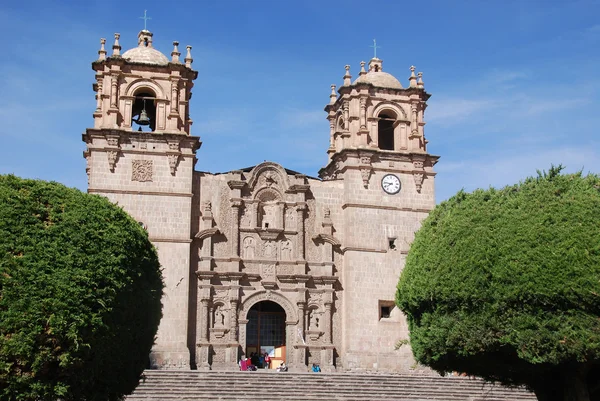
195 162 338 371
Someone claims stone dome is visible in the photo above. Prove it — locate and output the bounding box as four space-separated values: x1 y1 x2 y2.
122 46 169 66
353 71 403 89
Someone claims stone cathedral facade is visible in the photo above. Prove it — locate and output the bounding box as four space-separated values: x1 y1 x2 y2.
83 29 438 372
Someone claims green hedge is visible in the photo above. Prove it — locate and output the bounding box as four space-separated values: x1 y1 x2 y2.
0 175 163 401
397 167 600 395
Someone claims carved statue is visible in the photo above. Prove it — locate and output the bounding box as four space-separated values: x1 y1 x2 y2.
281 240 292 260
243 237 255 259
214 305 225 327
310 311 319 330
264 241 275 259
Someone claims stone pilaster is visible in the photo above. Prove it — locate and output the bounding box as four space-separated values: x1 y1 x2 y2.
296 204 306 260
230 199 242 257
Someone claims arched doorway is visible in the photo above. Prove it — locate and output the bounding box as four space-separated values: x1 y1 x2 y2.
246 300 286 368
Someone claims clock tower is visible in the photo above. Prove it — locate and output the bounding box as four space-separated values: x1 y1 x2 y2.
319 57 438 370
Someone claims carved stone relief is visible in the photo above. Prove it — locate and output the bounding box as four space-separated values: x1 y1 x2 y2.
261 263 276 280
278 264 294 275
305 198 320 262
281 239 293 261
240 205 251 228
285 207 296 230
131 160 153 182
213 304 226 328
242 236 255 259
262 241 277 259
414 173 424 193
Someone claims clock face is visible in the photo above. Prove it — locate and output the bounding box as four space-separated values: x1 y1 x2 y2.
381 174 401 194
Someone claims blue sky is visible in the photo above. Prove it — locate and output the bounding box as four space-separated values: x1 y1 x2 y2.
1 0 599 202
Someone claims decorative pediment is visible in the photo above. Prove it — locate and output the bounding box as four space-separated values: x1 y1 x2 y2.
247 162 291 193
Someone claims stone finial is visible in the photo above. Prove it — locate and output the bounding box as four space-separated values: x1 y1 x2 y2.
185 45 193 68
343 65 352 86
329 84 337 104
359 61 367 76
112 33 121 56
171 41 181 63
417 72 424 88
409 66 417 88
98 38 107 61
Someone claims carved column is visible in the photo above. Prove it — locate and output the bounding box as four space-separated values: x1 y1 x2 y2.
410 103 419 137
328 119 335 148
324 302 332 344
171 80 179 115
251 202 259 228
359 98 367 129
231 199 242 257
343 101 349 130
297 302 306 341
199 299 210 342
229 299 238 342
95 78 103 112
110 75 118 109
296 204 306 260
276 203 284 229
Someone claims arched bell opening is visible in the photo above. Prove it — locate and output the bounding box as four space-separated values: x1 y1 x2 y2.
132 90 157 132
245 301 286 369
378 111 397 151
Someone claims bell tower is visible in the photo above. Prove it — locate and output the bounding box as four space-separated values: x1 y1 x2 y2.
83 30 200 369
319 55 440 370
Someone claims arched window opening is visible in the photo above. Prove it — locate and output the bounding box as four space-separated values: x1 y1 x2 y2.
378 112 396 150
132 90 157 132
337 117 345 132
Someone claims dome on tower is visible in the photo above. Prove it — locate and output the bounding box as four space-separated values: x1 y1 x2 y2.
353 58 403 89
122 30 169 66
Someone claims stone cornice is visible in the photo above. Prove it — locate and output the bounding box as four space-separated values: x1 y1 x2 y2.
342 203 431 213
149 237 192 243
88 188 193 197
341 246 387 254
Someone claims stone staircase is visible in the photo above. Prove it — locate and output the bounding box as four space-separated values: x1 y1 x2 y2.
126 370 537 401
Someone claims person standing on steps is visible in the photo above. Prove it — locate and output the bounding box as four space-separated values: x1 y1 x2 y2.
264 352 271 370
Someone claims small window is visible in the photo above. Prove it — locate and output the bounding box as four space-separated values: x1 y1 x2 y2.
379 301 396 320
388 238 397 250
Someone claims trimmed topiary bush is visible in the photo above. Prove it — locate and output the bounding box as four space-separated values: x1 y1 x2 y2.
397 166 600 401
0 175 163 401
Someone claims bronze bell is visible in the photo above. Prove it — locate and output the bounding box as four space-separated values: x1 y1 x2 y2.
137 108 151 126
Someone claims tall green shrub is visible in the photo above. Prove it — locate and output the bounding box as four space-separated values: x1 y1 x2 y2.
0 175 163 401
397 167 600 401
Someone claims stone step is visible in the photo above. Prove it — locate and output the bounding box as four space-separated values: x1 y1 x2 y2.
126 370 536 401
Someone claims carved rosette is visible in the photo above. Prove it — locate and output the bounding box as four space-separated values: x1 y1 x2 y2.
132 160 153 182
